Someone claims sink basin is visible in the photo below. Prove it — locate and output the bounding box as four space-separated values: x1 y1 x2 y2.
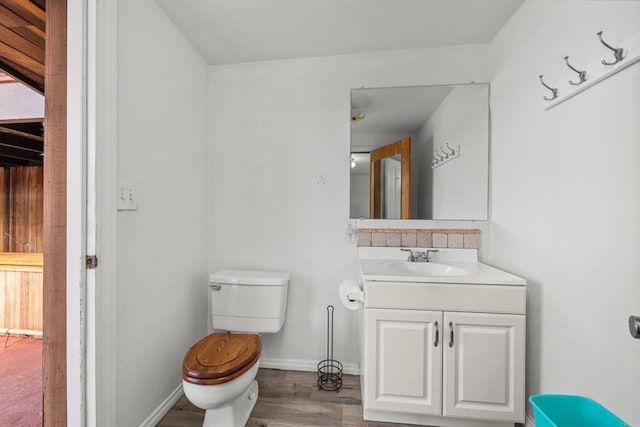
389 261 470 277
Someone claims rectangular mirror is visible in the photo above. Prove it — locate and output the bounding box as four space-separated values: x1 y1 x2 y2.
350 84 489 220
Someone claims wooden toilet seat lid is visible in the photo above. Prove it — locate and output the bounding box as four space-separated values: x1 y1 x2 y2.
183 332 261 385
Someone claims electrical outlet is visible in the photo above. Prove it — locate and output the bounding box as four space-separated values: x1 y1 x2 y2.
117 183 137 211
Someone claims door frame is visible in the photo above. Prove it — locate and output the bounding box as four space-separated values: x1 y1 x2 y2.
44 0 117 425
369 137 411 219
43 0 70 425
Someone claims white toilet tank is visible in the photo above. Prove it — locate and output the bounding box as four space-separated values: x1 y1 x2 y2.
208 270 290 333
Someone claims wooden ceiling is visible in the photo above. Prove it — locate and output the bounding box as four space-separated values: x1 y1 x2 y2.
0 0 45 167
0 0 45 94
0 119 43 167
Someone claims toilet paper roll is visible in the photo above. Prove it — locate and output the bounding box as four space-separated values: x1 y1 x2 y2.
339 280 364 310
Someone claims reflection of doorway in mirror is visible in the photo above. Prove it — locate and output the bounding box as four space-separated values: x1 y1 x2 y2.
369 137 411 219
382 158 401 219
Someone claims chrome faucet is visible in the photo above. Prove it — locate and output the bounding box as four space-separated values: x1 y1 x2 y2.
400 248 439 262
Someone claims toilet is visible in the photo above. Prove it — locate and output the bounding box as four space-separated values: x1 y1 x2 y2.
182 270 289 427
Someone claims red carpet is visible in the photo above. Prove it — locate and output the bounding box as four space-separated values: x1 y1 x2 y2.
0 336 42 426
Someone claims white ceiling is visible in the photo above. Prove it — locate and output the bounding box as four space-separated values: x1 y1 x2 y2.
156 0 524 65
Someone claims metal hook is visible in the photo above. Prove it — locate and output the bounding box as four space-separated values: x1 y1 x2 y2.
538 75 558 101
563 56 587 85
597 31 624 65
445 143 456 155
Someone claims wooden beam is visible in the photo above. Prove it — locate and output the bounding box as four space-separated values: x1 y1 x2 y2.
0 56 44 93
43 0 67 424
0 4 45 49
0 39 44 76
0 23 45 64
2 0 46 32
0 133 44 152
0 118 44 124
0 145 43 162
0 125 44 141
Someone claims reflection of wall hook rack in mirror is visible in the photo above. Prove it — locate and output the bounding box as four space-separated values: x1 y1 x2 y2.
432 144 460 169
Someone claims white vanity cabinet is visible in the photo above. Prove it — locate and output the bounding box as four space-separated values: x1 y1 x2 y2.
362 279 526 427
443 311 525 422
365 309 443 416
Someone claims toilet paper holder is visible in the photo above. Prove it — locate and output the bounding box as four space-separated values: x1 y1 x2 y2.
339 280 364 311
317 305 343 392
347 292 364 303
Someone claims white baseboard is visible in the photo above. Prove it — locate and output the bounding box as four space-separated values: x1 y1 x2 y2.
139 383 183 427
260 357 360 376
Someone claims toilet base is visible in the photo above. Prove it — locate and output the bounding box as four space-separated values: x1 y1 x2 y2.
202 380 258 427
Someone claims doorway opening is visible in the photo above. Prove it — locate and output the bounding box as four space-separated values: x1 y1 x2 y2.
0 0 68 425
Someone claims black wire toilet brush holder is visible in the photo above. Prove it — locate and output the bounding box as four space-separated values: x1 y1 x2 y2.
317 305 343 391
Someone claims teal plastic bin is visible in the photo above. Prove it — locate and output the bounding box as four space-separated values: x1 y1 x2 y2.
529 394 629 427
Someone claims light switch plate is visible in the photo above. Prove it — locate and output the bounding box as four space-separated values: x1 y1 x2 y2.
117 183 137 211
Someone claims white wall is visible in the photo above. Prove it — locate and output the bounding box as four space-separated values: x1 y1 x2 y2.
488 1 640 424
416 85 489 220
0 82 43 119
116 0 209 425
209 45 488 370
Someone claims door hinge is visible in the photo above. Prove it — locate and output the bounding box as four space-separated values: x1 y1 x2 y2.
86 255 99 269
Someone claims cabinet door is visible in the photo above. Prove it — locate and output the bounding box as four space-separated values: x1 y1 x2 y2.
443 312 525 422
364 309 442 415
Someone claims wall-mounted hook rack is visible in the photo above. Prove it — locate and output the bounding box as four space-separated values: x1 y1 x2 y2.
597 31 624 65
538 75 558 101
543 30 640 110
564 56 587 85
432 144 460 169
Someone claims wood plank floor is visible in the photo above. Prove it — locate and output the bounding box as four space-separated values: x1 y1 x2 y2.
0 336 42 426
156 368 416 426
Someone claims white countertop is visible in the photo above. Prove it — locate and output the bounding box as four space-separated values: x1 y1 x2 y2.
359 248 526 286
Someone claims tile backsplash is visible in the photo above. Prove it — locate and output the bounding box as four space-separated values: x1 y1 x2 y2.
357 228 480 249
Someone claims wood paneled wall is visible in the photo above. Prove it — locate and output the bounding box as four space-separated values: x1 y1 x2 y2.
0 252 43 334
0 166 43 252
